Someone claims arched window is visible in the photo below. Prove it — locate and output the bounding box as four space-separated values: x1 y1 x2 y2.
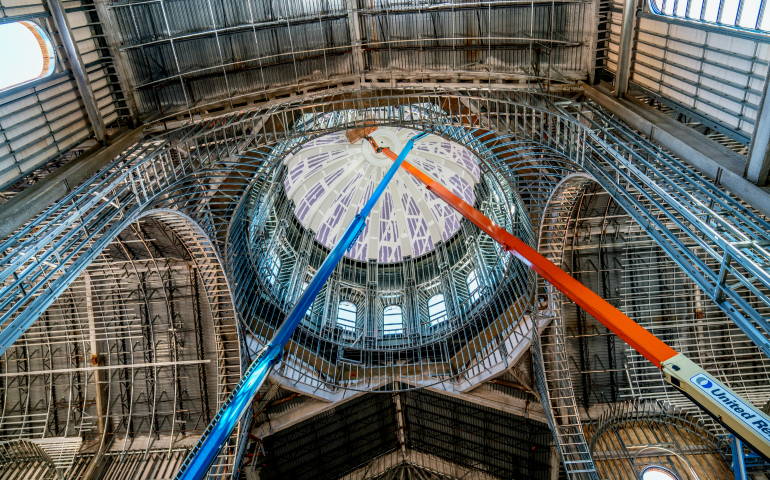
428 294 447 326
650 0 769 31
383 305 403 335
0 21 55 92
467 270 481 302
337 301 357 331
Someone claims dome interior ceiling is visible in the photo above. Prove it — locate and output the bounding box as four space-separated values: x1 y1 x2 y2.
283 128 480 262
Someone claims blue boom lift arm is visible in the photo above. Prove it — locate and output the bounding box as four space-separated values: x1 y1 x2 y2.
173 131 430 480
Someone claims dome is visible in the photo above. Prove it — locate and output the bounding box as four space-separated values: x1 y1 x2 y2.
283 127 481 263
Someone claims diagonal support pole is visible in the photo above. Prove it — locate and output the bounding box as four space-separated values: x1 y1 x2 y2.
174 131 430 480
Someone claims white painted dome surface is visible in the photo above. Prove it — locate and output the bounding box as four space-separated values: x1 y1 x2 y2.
283 128 481 263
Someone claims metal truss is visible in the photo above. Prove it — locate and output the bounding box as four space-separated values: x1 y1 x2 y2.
620 217 770 431
400 388 553 480
558 98 770 357
0 213 240 478
104 0 590 119
259 387 553 480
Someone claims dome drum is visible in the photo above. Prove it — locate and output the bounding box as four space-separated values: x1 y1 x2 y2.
242 126 537 391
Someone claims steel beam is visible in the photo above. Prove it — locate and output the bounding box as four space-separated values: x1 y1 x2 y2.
747 75 770 186
0 359 210 377
0 126 143 241
615 0 636 97
581 83 770 218
47 0 108 144
84 273 109 437
92 0 140 125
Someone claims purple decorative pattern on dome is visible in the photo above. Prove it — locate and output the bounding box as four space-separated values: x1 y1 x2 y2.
283 127 482 262
347 215 370 262
410 158 476 206
344 172 377 261
443 205 461 235
284 149 350 196
315 172 363 246
406 167 463 241
376 190 403 263
446 173 475 206
453 147 480 179
295 183 325 224
301 130 348 148
394 176 434 258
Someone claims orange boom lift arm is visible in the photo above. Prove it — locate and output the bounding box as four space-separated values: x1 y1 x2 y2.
351 129 770 461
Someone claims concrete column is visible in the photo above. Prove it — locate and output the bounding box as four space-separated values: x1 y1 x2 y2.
48 0 108 143
746 75 770 186
615 0 637 97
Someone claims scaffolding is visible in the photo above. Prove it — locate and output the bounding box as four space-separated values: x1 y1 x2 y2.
0 88 768 477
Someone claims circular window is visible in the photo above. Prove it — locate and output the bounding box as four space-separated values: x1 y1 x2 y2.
0 21 56 92
641 465 680 480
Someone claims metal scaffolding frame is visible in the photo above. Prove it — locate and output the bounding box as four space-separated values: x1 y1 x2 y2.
620 216 770 429
533 173 598 479
233 149 533 392
103 0 592 120
0 88 768 477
